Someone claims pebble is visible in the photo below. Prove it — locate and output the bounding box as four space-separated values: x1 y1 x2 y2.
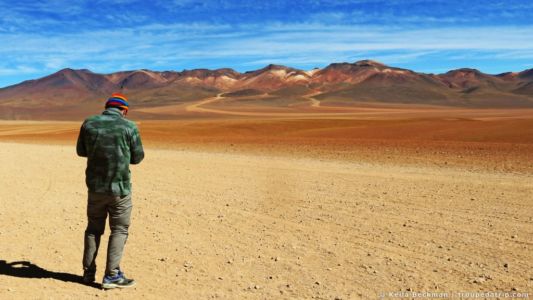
471 274 491 284
472 277 485 283
183 261 193 268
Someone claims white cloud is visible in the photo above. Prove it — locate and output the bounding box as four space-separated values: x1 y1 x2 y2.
0 21 531 78
0 65 39 75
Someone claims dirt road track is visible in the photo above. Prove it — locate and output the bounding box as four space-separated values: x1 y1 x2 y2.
0 142 531 298
185 92 323 115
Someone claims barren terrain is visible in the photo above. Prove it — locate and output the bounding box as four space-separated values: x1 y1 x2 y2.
0 106 532 299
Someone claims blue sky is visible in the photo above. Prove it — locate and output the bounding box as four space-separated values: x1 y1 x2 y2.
0 0 532 87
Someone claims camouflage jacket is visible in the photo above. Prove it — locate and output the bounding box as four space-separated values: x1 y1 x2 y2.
76 107 144 196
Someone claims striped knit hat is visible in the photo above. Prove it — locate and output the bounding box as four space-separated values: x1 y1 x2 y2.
105 93 129 112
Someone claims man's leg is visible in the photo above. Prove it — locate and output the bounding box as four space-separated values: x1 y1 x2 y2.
82 192 108 278
105 193 132 276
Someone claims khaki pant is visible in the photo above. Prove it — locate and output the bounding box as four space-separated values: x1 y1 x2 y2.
82 192 132 276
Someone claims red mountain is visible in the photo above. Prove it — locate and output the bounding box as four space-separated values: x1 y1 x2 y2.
0 60 532 119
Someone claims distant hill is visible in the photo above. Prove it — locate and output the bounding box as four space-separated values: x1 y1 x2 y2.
0 60 532 119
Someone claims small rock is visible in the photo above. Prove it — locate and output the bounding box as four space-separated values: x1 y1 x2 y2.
314 281 320 285
183 261 193 268
503 263 509 268
511 234 518 239
471 275 490 284
254 285 260 290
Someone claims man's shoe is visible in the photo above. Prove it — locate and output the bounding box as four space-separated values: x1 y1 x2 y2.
102 270 136 289
83 270 96 284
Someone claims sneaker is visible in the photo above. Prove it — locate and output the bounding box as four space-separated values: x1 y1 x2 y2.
102 270 136 289
83 270 96 284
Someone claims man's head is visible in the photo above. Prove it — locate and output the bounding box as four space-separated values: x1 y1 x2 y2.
105 93 129 116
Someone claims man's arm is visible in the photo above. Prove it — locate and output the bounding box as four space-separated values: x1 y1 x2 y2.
76 122 87 157
130 125 144 164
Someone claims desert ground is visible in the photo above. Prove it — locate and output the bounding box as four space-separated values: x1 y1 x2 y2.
0 106 532 299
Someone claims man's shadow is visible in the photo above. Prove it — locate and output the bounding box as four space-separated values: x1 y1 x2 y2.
0 260 100 289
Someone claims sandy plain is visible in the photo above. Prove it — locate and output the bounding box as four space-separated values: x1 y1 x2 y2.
0 106 532 299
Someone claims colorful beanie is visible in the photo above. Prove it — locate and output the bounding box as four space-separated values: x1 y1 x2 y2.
105 93 129 111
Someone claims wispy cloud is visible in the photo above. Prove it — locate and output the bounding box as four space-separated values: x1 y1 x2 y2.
1 22 531 74
0 65 39 76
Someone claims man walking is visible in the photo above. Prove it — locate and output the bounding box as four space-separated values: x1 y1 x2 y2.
76 93 144 289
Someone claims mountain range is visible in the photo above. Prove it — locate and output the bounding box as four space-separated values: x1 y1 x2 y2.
1 60 532 119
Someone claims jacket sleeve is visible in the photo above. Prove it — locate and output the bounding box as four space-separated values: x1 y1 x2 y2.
130 124 145 164
76 122 87 157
